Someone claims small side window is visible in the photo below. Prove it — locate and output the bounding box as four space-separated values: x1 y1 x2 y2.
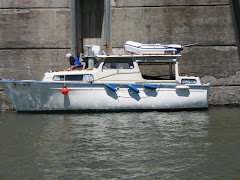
181 79 197 84
83 74 94 82
53 75 64 81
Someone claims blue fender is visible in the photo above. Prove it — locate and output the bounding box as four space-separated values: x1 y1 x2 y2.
144 84 157 89
105 83 117 91
128 84 139 93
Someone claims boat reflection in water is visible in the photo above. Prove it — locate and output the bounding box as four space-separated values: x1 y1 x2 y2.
35 110 211 178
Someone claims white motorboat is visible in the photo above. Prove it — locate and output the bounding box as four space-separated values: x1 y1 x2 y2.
0 42 210 112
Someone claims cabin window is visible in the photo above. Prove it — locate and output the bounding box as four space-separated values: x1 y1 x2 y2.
181 79 197 84
65 75 83 81
139 62 175 80
103 58 134 69
95 60 102 68
53 74 93 81
53 75 64 81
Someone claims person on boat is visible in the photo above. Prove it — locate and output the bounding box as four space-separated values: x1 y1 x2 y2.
66 53 81 70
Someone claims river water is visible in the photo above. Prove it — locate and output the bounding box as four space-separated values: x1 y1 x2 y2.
0 107 239 179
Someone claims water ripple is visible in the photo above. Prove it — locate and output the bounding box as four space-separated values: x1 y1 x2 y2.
0 107 240 179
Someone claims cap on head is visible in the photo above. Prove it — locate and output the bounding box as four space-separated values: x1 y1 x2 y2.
66 53 72 58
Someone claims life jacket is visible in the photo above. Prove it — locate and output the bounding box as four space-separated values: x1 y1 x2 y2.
69 56 81 68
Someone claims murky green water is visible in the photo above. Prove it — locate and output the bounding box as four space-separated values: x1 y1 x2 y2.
0 107 239 179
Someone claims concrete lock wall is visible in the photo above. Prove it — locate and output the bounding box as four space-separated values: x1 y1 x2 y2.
0 0 71 110
110 0 240 106
0 0 240 110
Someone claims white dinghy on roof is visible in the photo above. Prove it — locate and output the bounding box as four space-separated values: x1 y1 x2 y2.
124 41 183 55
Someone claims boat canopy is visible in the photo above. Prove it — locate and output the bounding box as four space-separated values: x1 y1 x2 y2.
95 54 180 63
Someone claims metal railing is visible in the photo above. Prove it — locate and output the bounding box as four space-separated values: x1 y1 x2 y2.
0 66 36 80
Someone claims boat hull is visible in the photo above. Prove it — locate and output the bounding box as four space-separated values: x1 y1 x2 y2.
0 80 210 112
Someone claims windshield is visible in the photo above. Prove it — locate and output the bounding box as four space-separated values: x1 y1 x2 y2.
103 58 134 69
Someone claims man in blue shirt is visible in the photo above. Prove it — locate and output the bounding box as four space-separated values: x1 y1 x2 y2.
66 53 81 70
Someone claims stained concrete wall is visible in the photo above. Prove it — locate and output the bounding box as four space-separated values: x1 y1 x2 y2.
0 0 240 110
0 0 71 71
0 0 69 8
0 0 71 110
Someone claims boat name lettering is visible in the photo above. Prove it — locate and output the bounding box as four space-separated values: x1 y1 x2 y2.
14 83 30 87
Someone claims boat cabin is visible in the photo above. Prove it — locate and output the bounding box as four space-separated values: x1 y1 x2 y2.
94 54 180 83
41 53 201 85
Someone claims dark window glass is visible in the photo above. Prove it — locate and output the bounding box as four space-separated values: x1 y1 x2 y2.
103 58 134 69
53 74 93 81
139 62 175 80
65 75 83 81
